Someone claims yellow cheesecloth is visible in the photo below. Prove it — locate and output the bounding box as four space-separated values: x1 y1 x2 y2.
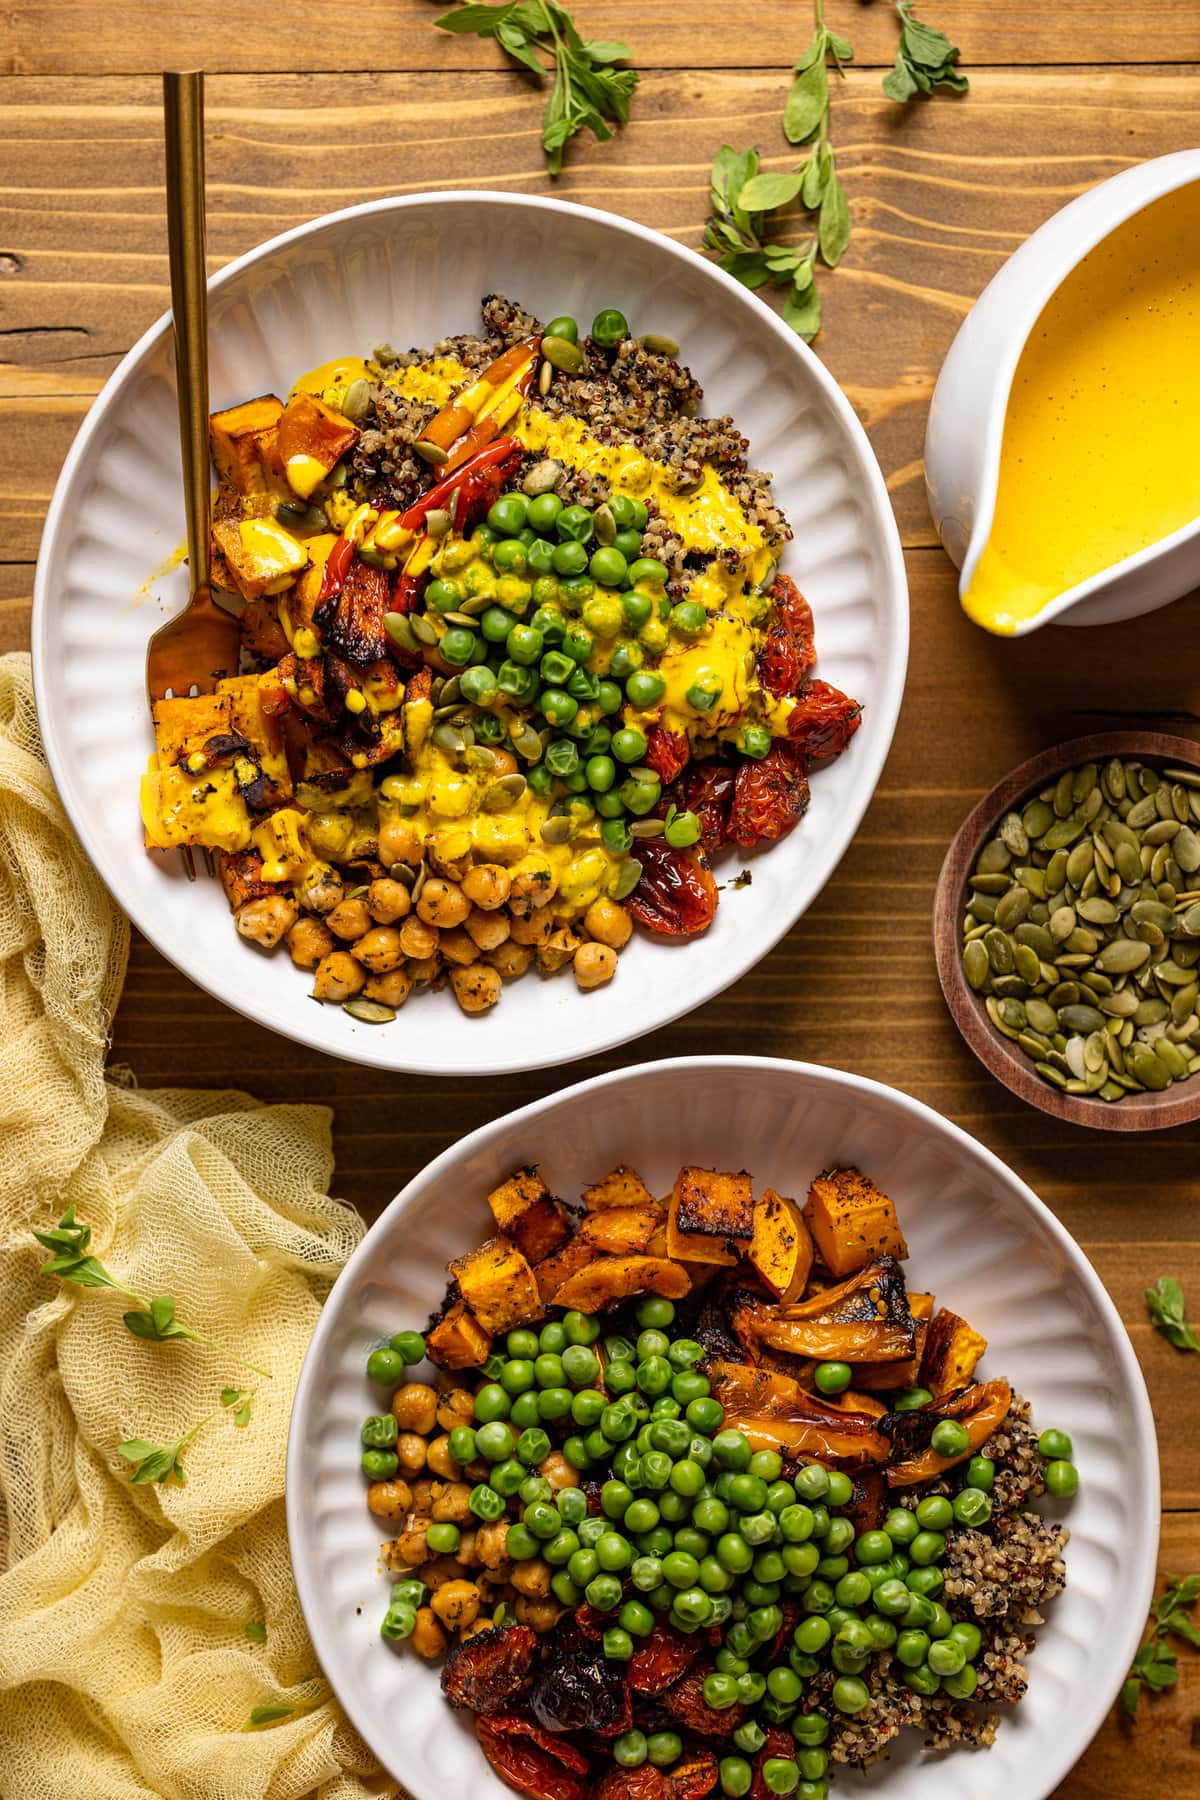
0 654 396 1800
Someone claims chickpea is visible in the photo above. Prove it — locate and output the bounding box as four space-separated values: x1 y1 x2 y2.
584 897 633 950
418 1553 466 1590
460 1615 496 1641
463 906 511 952
426 1434 458 1479
235 895 298 950
461 864 512 911
311 950 366 1002
487 940 534 981
509 907 554 948
574 941 618 990
396 1431 427 1475
539 1451 580 1493
392 1383 438 1433
417 877 471 929
538 927 581 974
393 1515 431 1566
367 877 412 923
487 749 519 778
429 827 474 880
410 1604 449 1659
514 1595 561 1634
409 1477 436 1512
438 926 480 968
406 953 443 987
366 1476 412 1521
378 817 422 869
352 925 405 973
450 963 503 1015
436 1387 476 1433
298 864 345 915
365 968 413 1008
326 896 372 941
508 865 557 918
431 1479 473 1523
510 1558 552 1599
456 1527 480 1566
474 1521 511 1571
399 915 440 960
286 916 334 970
431 1579 482 1630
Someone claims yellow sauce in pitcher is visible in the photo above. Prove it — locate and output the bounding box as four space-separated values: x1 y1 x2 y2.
962 183 1200 635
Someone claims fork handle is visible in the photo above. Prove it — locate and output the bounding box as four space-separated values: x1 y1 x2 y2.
163 70 212 595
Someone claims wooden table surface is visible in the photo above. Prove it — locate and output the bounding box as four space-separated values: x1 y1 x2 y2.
5 3 1199 1791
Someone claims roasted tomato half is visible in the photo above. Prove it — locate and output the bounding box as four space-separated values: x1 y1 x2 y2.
476 1714 589 1800
441 1623 537 1714
757 572 816 700
785 678 862 759
625 839 719 937
591 1750 718 1800
628 1624 701 1696
645 724 691 785
727 741 811 850
679 760 737 857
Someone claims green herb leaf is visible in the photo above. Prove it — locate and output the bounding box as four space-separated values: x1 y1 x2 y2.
1119 1674 1142 1717
784 55 829 145
1166 1609 1200 1650
1147 1277 1200 1351
244 1704 295 1729
799 151 827 209
738 171 806 214
243 1621 268 1643
117 1436 189 1487
887 2 969 103
818 164 851 267
882 57 920 103
782 280 822 342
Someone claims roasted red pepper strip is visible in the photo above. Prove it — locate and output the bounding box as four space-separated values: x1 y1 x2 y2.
389 571 420 615
316 532 356 604
398 437 522 531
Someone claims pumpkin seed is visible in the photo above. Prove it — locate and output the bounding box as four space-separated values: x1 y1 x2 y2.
512 723 545 763
1050 905 1077 941
432 723 468 755
1175 826 1200 872
465 746 498 773
639 332 681 356
482 773 528 811
341 377 371 423
538 358 554 397
1013 943 1042 985
385 612 420 654
1099 988 1139 1018
1044 816 1086 850
343 997 396 1025
1097 937 1151 973
977 839 1012 875
963 940 989 990
1172 981 1199 1026
630 818 665 840
410 614 438 646
1052 770 1075 818
999 813 1029 857
542 333 584 374
1156 1038 1190 1079
1165 767 1200 788
986 997 1021 1040
1025 997 1058 1034
972 873 1014 895
539 816 573 846
1058 1003 1107 1034
995 886 1031 930
1128 1043 1172 1090
1023 799 1054 838
413 438 450 466
1036 1062 1069 1089
522 458 562 496
984 928 1014 975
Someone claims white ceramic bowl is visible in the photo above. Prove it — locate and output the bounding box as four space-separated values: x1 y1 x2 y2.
925 150 1200 633
287 1056 1158 1800
33 192 907 1076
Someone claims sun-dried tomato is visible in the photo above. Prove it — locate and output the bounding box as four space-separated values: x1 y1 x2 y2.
757 573 816 700
668 1752 720 1800
750 1727 797 1800
389 570 420 615
572 1603 605 1640
660 1666 749 1736
476 1716 589 1800
625 840 719 938
441 1623 537 1714
590 1751 718 1800
530 1628 629 1736
786 678 862 759
645 724 691 785
763 1601 802 1665
680 760 737 856
628 1624 701 1696
727 742 811 850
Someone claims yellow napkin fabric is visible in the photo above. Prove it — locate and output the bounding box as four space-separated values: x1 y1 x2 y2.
0 654 393 1800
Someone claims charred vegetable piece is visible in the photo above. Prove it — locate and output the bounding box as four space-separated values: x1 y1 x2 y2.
590 1756 719 1800
486 1169 572 1266
667 1166 755 1267
802 1167 909 1278
920 1307 988 1400
727 741 809 850
529 1629 631 1736
625 839 719 938
785 677 863 759
574 1202 665 1256
532 1238 595 1304
709 1358 891 1466
628 1622 702 1695
425 1298 493 1370
645 723 691 784
551 1254 691 1313
441 1623 537 1714
448 1236 543 1334
276 390 360 499
746 1188 812 1302
678 759 737 856
661 1664 750 1734
209 394 284 496
581 1165 659 1211
758 1257 917 1363
887 1378 1013 1486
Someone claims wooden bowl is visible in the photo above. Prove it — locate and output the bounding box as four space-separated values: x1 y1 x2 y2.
934 730 1200 1131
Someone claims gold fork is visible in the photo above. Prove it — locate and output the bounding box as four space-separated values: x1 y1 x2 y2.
146 70 240 879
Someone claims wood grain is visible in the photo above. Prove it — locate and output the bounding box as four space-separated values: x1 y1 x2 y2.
6 3 1200 76
8 7 1200 1792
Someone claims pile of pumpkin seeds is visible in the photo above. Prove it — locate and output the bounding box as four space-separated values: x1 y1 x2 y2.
961 758 1200 1101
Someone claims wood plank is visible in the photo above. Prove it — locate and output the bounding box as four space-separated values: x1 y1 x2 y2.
6 0 1200 76
5 68 1200 558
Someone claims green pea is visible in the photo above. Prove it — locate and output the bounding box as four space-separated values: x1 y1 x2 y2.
588 546 629 590
855 1529 893 1566
719 1755 753 1799
793 1464 830 1502
813 1361 852 1396
504 623 543 666
622 591 654 630
561 1435 591 1470
361 1448 398 1479
488 493 529 536
686 1396 724 1436
825 1471 853 1507
906 1565 944 1599
671 600 707 638
539 648 575 688
883 1507 918 1547
568 1547 599 1586
614 1725 648 1767
587 1573 624 1612
928 1637 966 1677
930 1419 971 1457
366 1346 404 1387
738 725 772 759
893 1388 933 1412
606 1358 637 1396
552 538 589 577
703 1671 743 1711
608 640 644 679
361 1414 398 1449
422 1520 459 1555
515 1426 550 1466
596 1531 633 1573
485 1457 521 1497
1039 1428 1074 1461
545 314 578 345
474 1383 510 1423
835 1570 873 1609
526 540 557 581
561 626 594 663
605 727 645 767
596 678 623 715
388 1330 426 1364
555 503 594 544
1045 1458 1079 1497
909 1531 946 1567
497 660 537 702
492 538 527 575
468 1483 505 1521
600 1626 632 1662
591 308 630 348
916 1494 953 1532
519 1474 553 1508
540 688 578 728
953 1487 992 1526
943 1663 978 1699
965 1454 995 1492
380 1600 416 1641
500 1359 535 1396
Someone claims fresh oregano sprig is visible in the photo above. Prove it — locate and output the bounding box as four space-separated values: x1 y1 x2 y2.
33 1207 271 1378
116 1386 259 1488
1146 1277 1200 1352
436 1 637 174
883 3 968 103
1120 1574 1200 1717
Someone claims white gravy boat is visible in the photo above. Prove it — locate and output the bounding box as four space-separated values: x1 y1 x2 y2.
925 149 1200 634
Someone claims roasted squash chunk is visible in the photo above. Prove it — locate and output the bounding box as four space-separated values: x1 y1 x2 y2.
581 1165 658 1210
212 514 309 602
887 1379 1012 1486
576 1202 664 1257
757 1257 916 1363
552 1255 691 1314
277 391 360 499
427 1298 493 1370
448 1236 542 1333
803 1167 908 1278
920 1307 988 1400
216 672 293 810
709 1359 890 1466
210 394 284 495
667 1166 754 1267
486 1168 571 1266
746 1188 813 1302
532 1238 594 1305
141 693 252 853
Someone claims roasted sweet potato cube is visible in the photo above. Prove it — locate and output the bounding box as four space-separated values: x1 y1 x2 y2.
216 848 279 912
212 515 309 601
802 1167 908 1278
552 1255 691 1314
448 1236 541 1333
277 391 360 499
210 394 284 495
576 1202 664 1257
151 692 233 764
746 1189 813 1302
920 1307 988 1400
667 1166 754 1266
581 1165 658 1210
427 1299 492 1371
533 1238 593 1305
217 672 293 808
486 1168 571 1266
